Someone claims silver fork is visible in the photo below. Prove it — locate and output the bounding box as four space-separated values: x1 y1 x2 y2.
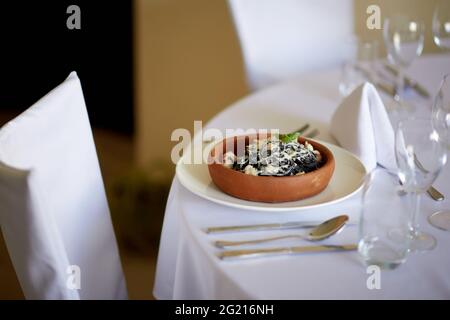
380 163 444 201
305 128 320 139
292 124 320 139
414 154 444 201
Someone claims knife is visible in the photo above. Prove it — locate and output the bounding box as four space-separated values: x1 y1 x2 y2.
206 221 326 234
353 64 396 97
218 244 358 260
384 63 430 98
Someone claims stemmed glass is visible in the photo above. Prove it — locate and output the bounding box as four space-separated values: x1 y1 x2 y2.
432 0 450 51
384 16 425 112
430 75 450 231
395 118 447 252
339 38 379 97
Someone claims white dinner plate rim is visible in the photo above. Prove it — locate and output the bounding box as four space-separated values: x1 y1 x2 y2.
176 139 366 212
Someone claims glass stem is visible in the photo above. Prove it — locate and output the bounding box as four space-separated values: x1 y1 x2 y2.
395 67 405 102
410 192 421 237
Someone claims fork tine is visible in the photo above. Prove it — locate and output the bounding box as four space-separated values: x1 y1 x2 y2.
305 129 319 138
295 123 310 134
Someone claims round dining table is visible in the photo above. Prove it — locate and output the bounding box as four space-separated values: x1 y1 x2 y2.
154 54 450 299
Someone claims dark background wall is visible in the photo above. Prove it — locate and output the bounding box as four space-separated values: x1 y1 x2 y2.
0 1 134 133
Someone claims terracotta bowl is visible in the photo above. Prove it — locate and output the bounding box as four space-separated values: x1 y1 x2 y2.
208 134 335 203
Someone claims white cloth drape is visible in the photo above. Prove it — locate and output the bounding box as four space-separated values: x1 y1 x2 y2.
228 0 354 90
0 72 127 300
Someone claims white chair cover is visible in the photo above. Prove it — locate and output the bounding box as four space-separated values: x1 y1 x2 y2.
228 0 354 90
0 72 127 300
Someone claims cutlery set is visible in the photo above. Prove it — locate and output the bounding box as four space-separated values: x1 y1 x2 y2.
356 62 430 100
214 215 348 248
383 63 430 99
207 215 357 260
354 64 396 97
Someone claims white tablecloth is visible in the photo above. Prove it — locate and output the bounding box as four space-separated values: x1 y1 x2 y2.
154 54 450 299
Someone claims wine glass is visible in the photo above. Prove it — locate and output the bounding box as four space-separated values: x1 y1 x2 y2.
339 38 379 97
395 118 447 252
384 16 425 111
433 0 450 50
430 74 450 231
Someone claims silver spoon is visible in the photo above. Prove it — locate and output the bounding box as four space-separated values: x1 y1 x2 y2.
214 215 349 248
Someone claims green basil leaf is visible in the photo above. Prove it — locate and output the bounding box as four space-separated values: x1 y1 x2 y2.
280 132 300 143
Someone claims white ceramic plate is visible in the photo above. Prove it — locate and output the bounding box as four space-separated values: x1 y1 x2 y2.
176 140 366 211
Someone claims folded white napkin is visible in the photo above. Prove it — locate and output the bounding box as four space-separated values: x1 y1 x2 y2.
330 82 396 172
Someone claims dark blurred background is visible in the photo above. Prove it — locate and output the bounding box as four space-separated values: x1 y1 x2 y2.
0 0 154 299
0 1 134 133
